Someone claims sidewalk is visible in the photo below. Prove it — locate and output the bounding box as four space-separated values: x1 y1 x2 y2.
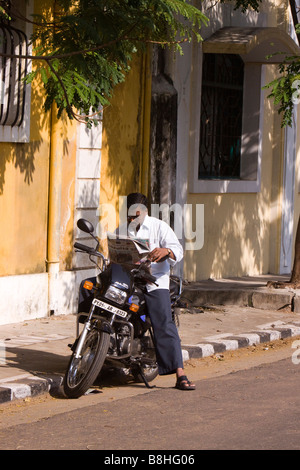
1 274 300 404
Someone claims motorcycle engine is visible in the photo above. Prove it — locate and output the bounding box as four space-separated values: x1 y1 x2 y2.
110 324 142 356
119 336 142 356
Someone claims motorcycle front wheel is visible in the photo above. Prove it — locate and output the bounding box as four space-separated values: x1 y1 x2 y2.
63 327 110 398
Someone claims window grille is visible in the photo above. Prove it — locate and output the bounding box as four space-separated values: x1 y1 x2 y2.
199 53 244 179
0 17 29 127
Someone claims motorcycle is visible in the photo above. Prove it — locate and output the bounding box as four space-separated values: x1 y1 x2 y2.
63 218 182 398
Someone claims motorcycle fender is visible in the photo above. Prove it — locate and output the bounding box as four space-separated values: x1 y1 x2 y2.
96 320 112 335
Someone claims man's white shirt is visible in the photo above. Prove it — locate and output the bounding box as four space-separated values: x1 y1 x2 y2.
125 215 183 291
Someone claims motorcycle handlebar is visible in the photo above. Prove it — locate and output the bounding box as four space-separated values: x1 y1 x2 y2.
75 240 156 284
131 265 158 285
74 242 103 259
141 271 157 284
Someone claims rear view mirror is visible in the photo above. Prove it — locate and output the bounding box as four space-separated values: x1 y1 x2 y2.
77 218 94 234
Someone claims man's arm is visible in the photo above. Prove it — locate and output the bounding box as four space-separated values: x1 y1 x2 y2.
148 247 175 263
148 219 183 264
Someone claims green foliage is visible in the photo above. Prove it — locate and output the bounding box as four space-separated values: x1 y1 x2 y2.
23 0 208 125
264 53 300 127
0 0 11 21
4 0 298 128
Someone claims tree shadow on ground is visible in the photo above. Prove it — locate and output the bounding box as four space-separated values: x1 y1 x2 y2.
2 345 142 399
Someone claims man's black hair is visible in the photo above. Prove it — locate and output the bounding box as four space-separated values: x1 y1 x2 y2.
126 192 148 210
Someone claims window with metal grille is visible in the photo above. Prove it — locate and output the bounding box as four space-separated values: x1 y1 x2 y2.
0 0 31 142
199 53 244 179
0 22 29 127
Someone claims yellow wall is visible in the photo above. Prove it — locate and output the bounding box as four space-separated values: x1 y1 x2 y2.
100 52 150 233
0 0 78 277
0 61 51 276
0 0 49 277
0 0 149 278
48 110 77 272
0 140 49 276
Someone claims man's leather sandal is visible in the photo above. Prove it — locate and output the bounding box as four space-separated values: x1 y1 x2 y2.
175 375 196 390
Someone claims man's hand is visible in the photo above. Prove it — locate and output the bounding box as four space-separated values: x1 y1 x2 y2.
148 247 174 263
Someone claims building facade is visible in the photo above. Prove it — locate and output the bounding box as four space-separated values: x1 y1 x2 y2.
0 0 151 325
0 0 299 325
161 0 300 281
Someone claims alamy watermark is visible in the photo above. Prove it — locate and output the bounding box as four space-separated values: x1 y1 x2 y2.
292 79 300 105
0 340 5 366
96 196 204 251
0 80 5 106
291 340 300 365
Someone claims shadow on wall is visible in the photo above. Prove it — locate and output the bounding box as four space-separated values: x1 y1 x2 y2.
0 141 39 196
100 54 146 213
0 74 53 277
212 191 270 277
184 188 271 281
0 76 50 195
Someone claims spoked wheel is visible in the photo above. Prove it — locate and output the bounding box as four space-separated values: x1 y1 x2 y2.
132 362 159 384
63 327 110 398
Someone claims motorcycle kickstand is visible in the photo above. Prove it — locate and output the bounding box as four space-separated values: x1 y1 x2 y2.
136 366 156 389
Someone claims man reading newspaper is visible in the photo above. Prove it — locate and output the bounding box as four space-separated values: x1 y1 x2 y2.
78 193 195 390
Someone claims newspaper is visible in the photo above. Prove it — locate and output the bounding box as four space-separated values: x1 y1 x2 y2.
107 232 150 265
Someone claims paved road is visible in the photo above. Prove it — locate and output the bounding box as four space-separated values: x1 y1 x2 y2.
0 340 299 451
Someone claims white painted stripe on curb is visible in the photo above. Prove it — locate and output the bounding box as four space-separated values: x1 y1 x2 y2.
196 344 215 357
4 383 31 400
211 339 239 350
181 349 189 361
238 333 261 345
259 329 282 341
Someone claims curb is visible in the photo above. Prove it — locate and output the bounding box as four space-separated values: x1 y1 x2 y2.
181 286 300 312
182 321 300 360
1 321 300 405
0 374 62 405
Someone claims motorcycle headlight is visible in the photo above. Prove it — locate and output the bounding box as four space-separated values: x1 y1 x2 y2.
104 285 127 305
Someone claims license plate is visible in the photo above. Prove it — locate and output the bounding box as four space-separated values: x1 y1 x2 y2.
92 298 127 318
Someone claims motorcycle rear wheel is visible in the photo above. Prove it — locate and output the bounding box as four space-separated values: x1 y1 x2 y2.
63 327 110 398
132 330 158 383
132 363 158 383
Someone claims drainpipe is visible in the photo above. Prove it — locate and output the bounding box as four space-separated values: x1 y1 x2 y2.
141 45 152 196
46 105 62 316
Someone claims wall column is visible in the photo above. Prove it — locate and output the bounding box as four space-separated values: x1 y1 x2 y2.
46 106 62 316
